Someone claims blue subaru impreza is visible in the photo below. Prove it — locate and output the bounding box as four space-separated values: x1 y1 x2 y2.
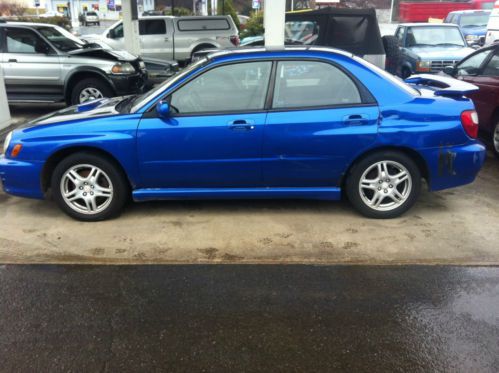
0 47 486 221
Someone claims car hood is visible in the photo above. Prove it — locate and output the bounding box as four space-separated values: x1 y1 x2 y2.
25 97 127 128
67 47 138 62
461 26 486 36
409 46 475 60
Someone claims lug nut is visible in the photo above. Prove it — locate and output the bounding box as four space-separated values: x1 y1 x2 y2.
389 184 393 188
90 192 94 196
384 189 388 193
91 185 94 189
378 187 382 191
83 192 87 196
79 186 83 190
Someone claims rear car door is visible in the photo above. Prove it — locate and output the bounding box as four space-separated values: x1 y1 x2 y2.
139 19 173 60
263 60 379 187
1 26 62 102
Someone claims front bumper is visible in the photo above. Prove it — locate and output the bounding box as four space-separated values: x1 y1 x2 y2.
420 142 486 191
109 71 147 96
0 155 45 199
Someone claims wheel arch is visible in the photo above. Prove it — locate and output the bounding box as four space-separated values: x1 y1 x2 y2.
64 68 116 104
341 146 430 190
41 145 131 194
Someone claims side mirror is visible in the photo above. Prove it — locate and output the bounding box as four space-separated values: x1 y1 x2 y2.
156 100 170 118
443 65 456 76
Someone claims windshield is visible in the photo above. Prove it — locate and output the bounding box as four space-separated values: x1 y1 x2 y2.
35 25 85 51
130 58 208 113
407 26 465 47
459 13 490 27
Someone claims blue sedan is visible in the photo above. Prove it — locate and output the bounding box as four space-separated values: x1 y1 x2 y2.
0 47 486 221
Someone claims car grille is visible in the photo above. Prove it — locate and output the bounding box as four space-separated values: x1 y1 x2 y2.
431 60 458 72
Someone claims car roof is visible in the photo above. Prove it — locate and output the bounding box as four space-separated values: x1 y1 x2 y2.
2 21 58 28
205 46 353 60
448 9 491 14
399 23 461 27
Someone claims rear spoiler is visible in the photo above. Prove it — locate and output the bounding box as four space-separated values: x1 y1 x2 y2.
404 74 479 97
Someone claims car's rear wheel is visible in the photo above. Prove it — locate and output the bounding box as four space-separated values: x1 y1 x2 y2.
71 78 113 105
493 122 499 158
346 151 421 219
51 153 129 221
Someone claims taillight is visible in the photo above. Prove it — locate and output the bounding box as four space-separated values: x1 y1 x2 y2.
230 35 240 46
461 110 479 139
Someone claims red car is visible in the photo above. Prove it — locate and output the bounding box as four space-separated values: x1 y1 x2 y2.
445 43 499 156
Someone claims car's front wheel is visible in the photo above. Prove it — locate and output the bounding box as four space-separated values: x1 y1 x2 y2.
51 152 129 221
493 122 499 158
71 78 113 105
346 151 421 219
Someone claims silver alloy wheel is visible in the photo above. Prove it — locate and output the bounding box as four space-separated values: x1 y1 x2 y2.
79 87 104 103
359 160 412 211
60 164 114 215
494 123 499 154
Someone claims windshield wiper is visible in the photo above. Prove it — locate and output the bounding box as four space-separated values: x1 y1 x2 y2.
435 43 465 47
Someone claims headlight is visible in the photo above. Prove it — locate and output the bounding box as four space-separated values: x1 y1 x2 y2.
466 34 480 42
111 62 136 74
416 60 431 72
2 131 12 155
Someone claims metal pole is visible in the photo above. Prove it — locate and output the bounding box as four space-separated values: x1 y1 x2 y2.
291 0 294 11
390 0 395 23
264 0 285 47
172 0 175 15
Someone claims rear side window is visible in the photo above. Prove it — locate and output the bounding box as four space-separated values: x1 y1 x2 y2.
139 20 166 35
272 61 361 109
285 21 320 45
5 28 51 54
177 18 230 31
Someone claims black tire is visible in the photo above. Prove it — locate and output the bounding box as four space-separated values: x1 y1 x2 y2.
70 77 113 105
401 66 412 79
51 152 129 221
492 122 499 158
382 35 402 76
346 151 421 219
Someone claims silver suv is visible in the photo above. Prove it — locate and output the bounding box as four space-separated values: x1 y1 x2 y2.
82 15 239 63
0 21 147 104
79 11 100 26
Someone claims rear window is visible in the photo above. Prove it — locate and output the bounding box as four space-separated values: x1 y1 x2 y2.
86 12 97 16
177 18 230 31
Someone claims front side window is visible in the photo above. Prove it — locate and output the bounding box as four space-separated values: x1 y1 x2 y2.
457 50 491 75
170 62 272 114
5 28 52 54
139 20 166 35
482 52 499 76
272 61 361 109
111 23 123 38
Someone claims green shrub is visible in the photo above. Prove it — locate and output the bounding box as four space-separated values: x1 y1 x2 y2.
240 11 263 39
163 7 193 16
15 16 71 30
217 0 240 30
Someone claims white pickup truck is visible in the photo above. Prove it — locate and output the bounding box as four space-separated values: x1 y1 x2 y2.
82 15 240 63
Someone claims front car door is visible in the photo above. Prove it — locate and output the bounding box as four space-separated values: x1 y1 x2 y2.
456 47 498 130
263 59 379 187
137 61 272 188
1 26 62 101
139 19 173 60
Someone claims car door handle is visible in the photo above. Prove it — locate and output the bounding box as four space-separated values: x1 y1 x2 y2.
164 37 169 42
343 114 369 125
228 119 255 130
8 59 17 63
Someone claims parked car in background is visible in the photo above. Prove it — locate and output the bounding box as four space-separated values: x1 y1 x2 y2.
0 48 485 221
0 21 146 104
399 0 494 22
443 42 499 156
82 16 239 63
39 10 64 18
395 23 475 77
79 11 100 26
485 0 499 44
444 9 491 46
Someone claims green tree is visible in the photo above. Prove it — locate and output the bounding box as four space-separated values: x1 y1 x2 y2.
240 11 263 39
217 0 240 30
